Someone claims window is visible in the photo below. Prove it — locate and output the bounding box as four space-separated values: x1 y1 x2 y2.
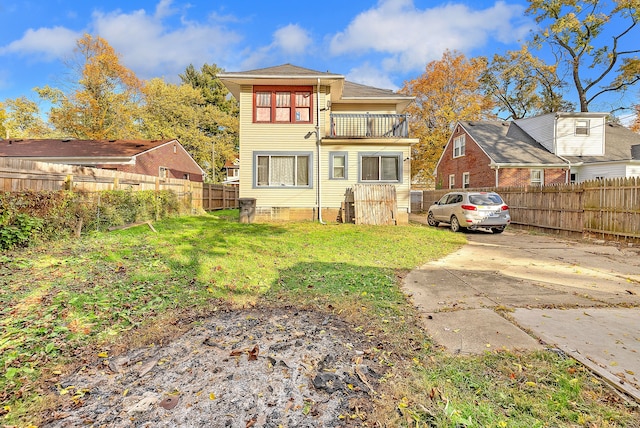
254 86 312 123
575 119 590 136
448 174 455 189
462 172 470 189
329 152 348 180
453 135 466 158
359 152 402 182
570 172 577 184
531 169 544 186
159 166 169 179
254 152 312 187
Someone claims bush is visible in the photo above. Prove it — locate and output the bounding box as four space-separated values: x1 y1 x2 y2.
0 190 181 250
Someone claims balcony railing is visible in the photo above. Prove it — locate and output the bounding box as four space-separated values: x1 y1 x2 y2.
329 113 409 138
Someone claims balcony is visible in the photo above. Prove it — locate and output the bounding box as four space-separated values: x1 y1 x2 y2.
329 113 409 139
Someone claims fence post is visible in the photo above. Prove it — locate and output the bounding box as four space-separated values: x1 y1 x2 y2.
65 174 73 190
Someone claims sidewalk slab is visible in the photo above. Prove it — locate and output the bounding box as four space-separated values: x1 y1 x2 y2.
513 307 640 401
420 308 543 355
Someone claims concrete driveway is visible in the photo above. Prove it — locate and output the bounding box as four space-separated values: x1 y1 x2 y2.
404 222 640 401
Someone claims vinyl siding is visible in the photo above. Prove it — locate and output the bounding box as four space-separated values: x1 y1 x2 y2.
555 116 605 156
574 163 627 181
515 113 555 152
238 84 411 213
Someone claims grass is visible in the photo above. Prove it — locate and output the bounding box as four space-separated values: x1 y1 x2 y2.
1 211 638 427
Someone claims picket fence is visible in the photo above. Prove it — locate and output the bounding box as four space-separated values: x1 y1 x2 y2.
418 177 640 241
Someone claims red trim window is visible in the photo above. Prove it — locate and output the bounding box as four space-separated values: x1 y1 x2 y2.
254 86 313 123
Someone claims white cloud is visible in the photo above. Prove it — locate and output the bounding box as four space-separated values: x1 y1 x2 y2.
240 24 312 70
273 24 312 55
346 63 399 91
0 26 82 60
90 6 242 81
329 0 533 73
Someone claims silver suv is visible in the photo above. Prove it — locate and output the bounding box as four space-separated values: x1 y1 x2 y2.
427 191 510 233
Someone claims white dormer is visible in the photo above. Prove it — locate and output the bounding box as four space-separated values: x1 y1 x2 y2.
515 112 607 157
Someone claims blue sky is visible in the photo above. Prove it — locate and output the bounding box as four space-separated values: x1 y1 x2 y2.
0 0 536 99
2 0 637 121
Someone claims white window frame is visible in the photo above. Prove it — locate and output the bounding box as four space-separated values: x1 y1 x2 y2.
253 151 313 188
448 174 455 189
462 172 470 189
159 166 169 179
329 151 348 180
531 169 544 186
575 119 590 136
453 135 466 158
358 152 403 183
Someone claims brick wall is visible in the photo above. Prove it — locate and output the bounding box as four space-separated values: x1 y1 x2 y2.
98 142 204 182
497 168 566 187
436 126 494 188
436 127 568 188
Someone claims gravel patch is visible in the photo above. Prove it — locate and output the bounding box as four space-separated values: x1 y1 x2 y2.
43 308 386 427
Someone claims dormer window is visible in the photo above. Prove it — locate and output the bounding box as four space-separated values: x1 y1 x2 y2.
575 119 590 136
254 86 312 123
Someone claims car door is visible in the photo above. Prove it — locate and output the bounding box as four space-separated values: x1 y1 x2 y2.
431 193 450 222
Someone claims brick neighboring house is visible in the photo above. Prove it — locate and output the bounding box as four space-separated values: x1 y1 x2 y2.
0 138 204 182
436 112 640 189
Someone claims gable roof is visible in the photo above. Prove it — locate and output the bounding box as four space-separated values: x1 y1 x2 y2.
459 121 567 166
218 63 414 110
564 122 640 163
0 138 175 159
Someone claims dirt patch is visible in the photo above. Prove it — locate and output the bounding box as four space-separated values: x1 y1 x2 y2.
42 308 387 427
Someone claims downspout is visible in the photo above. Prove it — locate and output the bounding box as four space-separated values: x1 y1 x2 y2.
316 78 325 224
494 165 499 187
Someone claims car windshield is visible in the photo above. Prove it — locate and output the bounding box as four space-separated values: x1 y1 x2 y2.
469 194 503 206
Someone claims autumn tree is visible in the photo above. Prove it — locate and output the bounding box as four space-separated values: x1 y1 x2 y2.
481 46 574 119
140 78 237 182
179 63 239 181
527 0 640 113
36 34 143 139
632 104 640 132
401 50 494 185
1 97 52 138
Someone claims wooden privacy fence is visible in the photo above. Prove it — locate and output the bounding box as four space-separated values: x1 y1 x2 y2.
202 183 239 211
419 177 640 241
343 184 398 225
0 158 203 212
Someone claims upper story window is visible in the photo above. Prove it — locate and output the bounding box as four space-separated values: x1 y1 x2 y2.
254 86 312 123
575 119 590 136
453 135 466 158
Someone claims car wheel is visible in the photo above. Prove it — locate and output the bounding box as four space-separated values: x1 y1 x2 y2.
427 211 439 227
491 227 505 234
450 216 461 232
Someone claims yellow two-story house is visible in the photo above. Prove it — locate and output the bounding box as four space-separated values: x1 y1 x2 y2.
218 64 418 223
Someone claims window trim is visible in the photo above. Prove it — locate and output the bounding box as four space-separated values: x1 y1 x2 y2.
329 151 348 180
357 152 403 183
462 172 470 189
453 135 466 158
253 85 313 124
531 169 544 186
575 119 590 136
448 174 455 189
252 151 313 189
159 166 169 179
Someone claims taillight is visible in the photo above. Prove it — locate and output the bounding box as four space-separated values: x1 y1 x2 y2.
501 205 509 211
461 204 477 211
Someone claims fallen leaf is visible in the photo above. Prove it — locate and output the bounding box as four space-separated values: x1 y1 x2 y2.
209 392 216 400
98 352 108 358
525 381 537 387
248 345 259 361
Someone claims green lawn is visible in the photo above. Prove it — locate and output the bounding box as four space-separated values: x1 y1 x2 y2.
1 211 637 426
